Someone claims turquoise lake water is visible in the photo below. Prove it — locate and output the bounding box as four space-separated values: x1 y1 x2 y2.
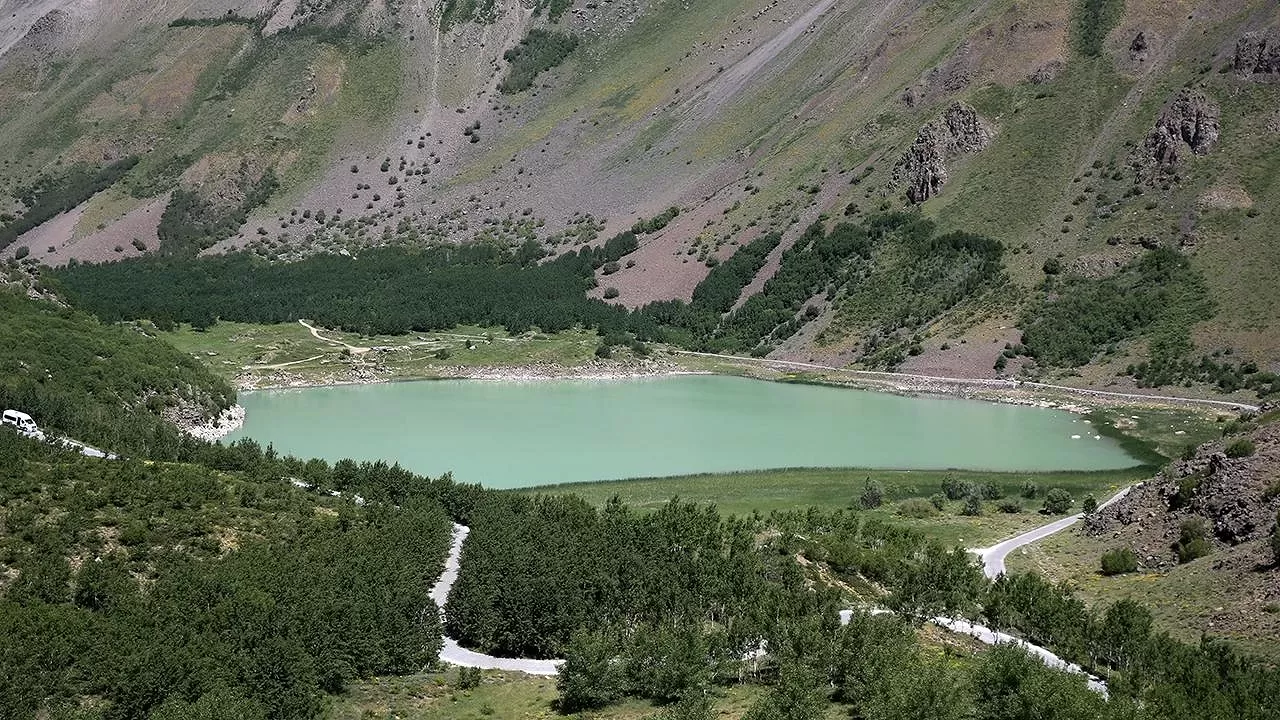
224 375 1139 488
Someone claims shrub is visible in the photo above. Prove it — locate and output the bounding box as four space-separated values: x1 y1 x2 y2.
859 479 885 510
1020 480 1038 499
1171 475 1201 509
942 473 971 500
499 29 579 94
980 482 1004 500
1041 488 1072 515
1100 548 1138 575
602 287 620 300
1225 438 1256 458
458 666 483 689
601 261 621 275
997 499 1021 514
896 498 938 519
1082 495 1098 513
962 493 983 516
1173 520 1211 563
1042 257 1062 275
14 245 29 259
928 494 946 511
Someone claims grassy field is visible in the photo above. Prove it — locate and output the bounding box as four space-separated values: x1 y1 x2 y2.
530 466 1152 546
163 320 604 383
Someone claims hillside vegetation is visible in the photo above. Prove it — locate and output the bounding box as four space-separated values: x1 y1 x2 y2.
0 0 1276 395
0 291 233 457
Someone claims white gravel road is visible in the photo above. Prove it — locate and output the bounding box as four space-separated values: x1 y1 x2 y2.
972 485 1136 579
431 524 561 675
432 518 1116 692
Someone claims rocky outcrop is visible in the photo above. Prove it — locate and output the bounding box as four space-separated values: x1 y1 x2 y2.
1086 420 1280 565
1129 31 1149 62
1233 31 1280 76
891 102 994 203
1141 88 1220 174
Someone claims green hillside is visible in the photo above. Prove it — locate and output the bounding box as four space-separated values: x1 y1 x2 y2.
2 0 1276 400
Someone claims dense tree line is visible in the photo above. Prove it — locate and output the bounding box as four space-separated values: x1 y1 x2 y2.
981 572 1279 718
446 495 803 659
0 431 458 720
54 243 627 336
49 212 1011 360
498 29 579 94
709 219 877 354
0 157 139 252
689 233 781 315
0 291 234 458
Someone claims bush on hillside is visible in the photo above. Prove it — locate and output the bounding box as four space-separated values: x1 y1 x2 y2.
1225 438 1256 458
942 473 972 500
859 479 885 509
896 498 938 519
498 29 579 94
1100 548 1139 575
1041 488 1073 515
1173 520 1211 563
961 493 984 516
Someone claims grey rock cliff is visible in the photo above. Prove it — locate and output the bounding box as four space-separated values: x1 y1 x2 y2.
1142 88 1220 173
892 102 994 203
1234 31 1280 76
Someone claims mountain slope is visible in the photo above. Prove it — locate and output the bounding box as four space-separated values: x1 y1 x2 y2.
1 0 1278 396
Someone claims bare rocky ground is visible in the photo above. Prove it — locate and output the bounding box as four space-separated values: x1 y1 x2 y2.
1080 412 1280 640
3 193 168 267
1087 416 1280 566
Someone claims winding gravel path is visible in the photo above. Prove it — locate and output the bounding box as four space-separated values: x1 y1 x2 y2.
971 484 1136 579
430 515 1118 692
431 524 561 675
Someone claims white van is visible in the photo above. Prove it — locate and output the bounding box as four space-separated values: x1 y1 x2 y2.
2 409 45 441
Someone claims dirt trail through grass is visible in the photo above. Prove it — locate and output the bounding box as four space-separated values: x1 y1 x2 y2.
298 320 371 354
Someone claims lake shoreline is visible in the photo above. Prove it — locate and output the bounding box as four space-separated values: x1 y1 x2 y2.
211 351 1242 443
221 374 1144 481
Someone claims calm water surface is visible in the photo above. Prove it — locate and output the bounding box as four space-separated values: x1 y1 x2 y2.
224 375 1139 488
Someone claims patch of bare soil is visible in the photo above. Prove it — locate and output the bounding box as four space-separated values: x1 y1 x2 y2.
48 192 168 266
895 314 1021 379
1 199 86 261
